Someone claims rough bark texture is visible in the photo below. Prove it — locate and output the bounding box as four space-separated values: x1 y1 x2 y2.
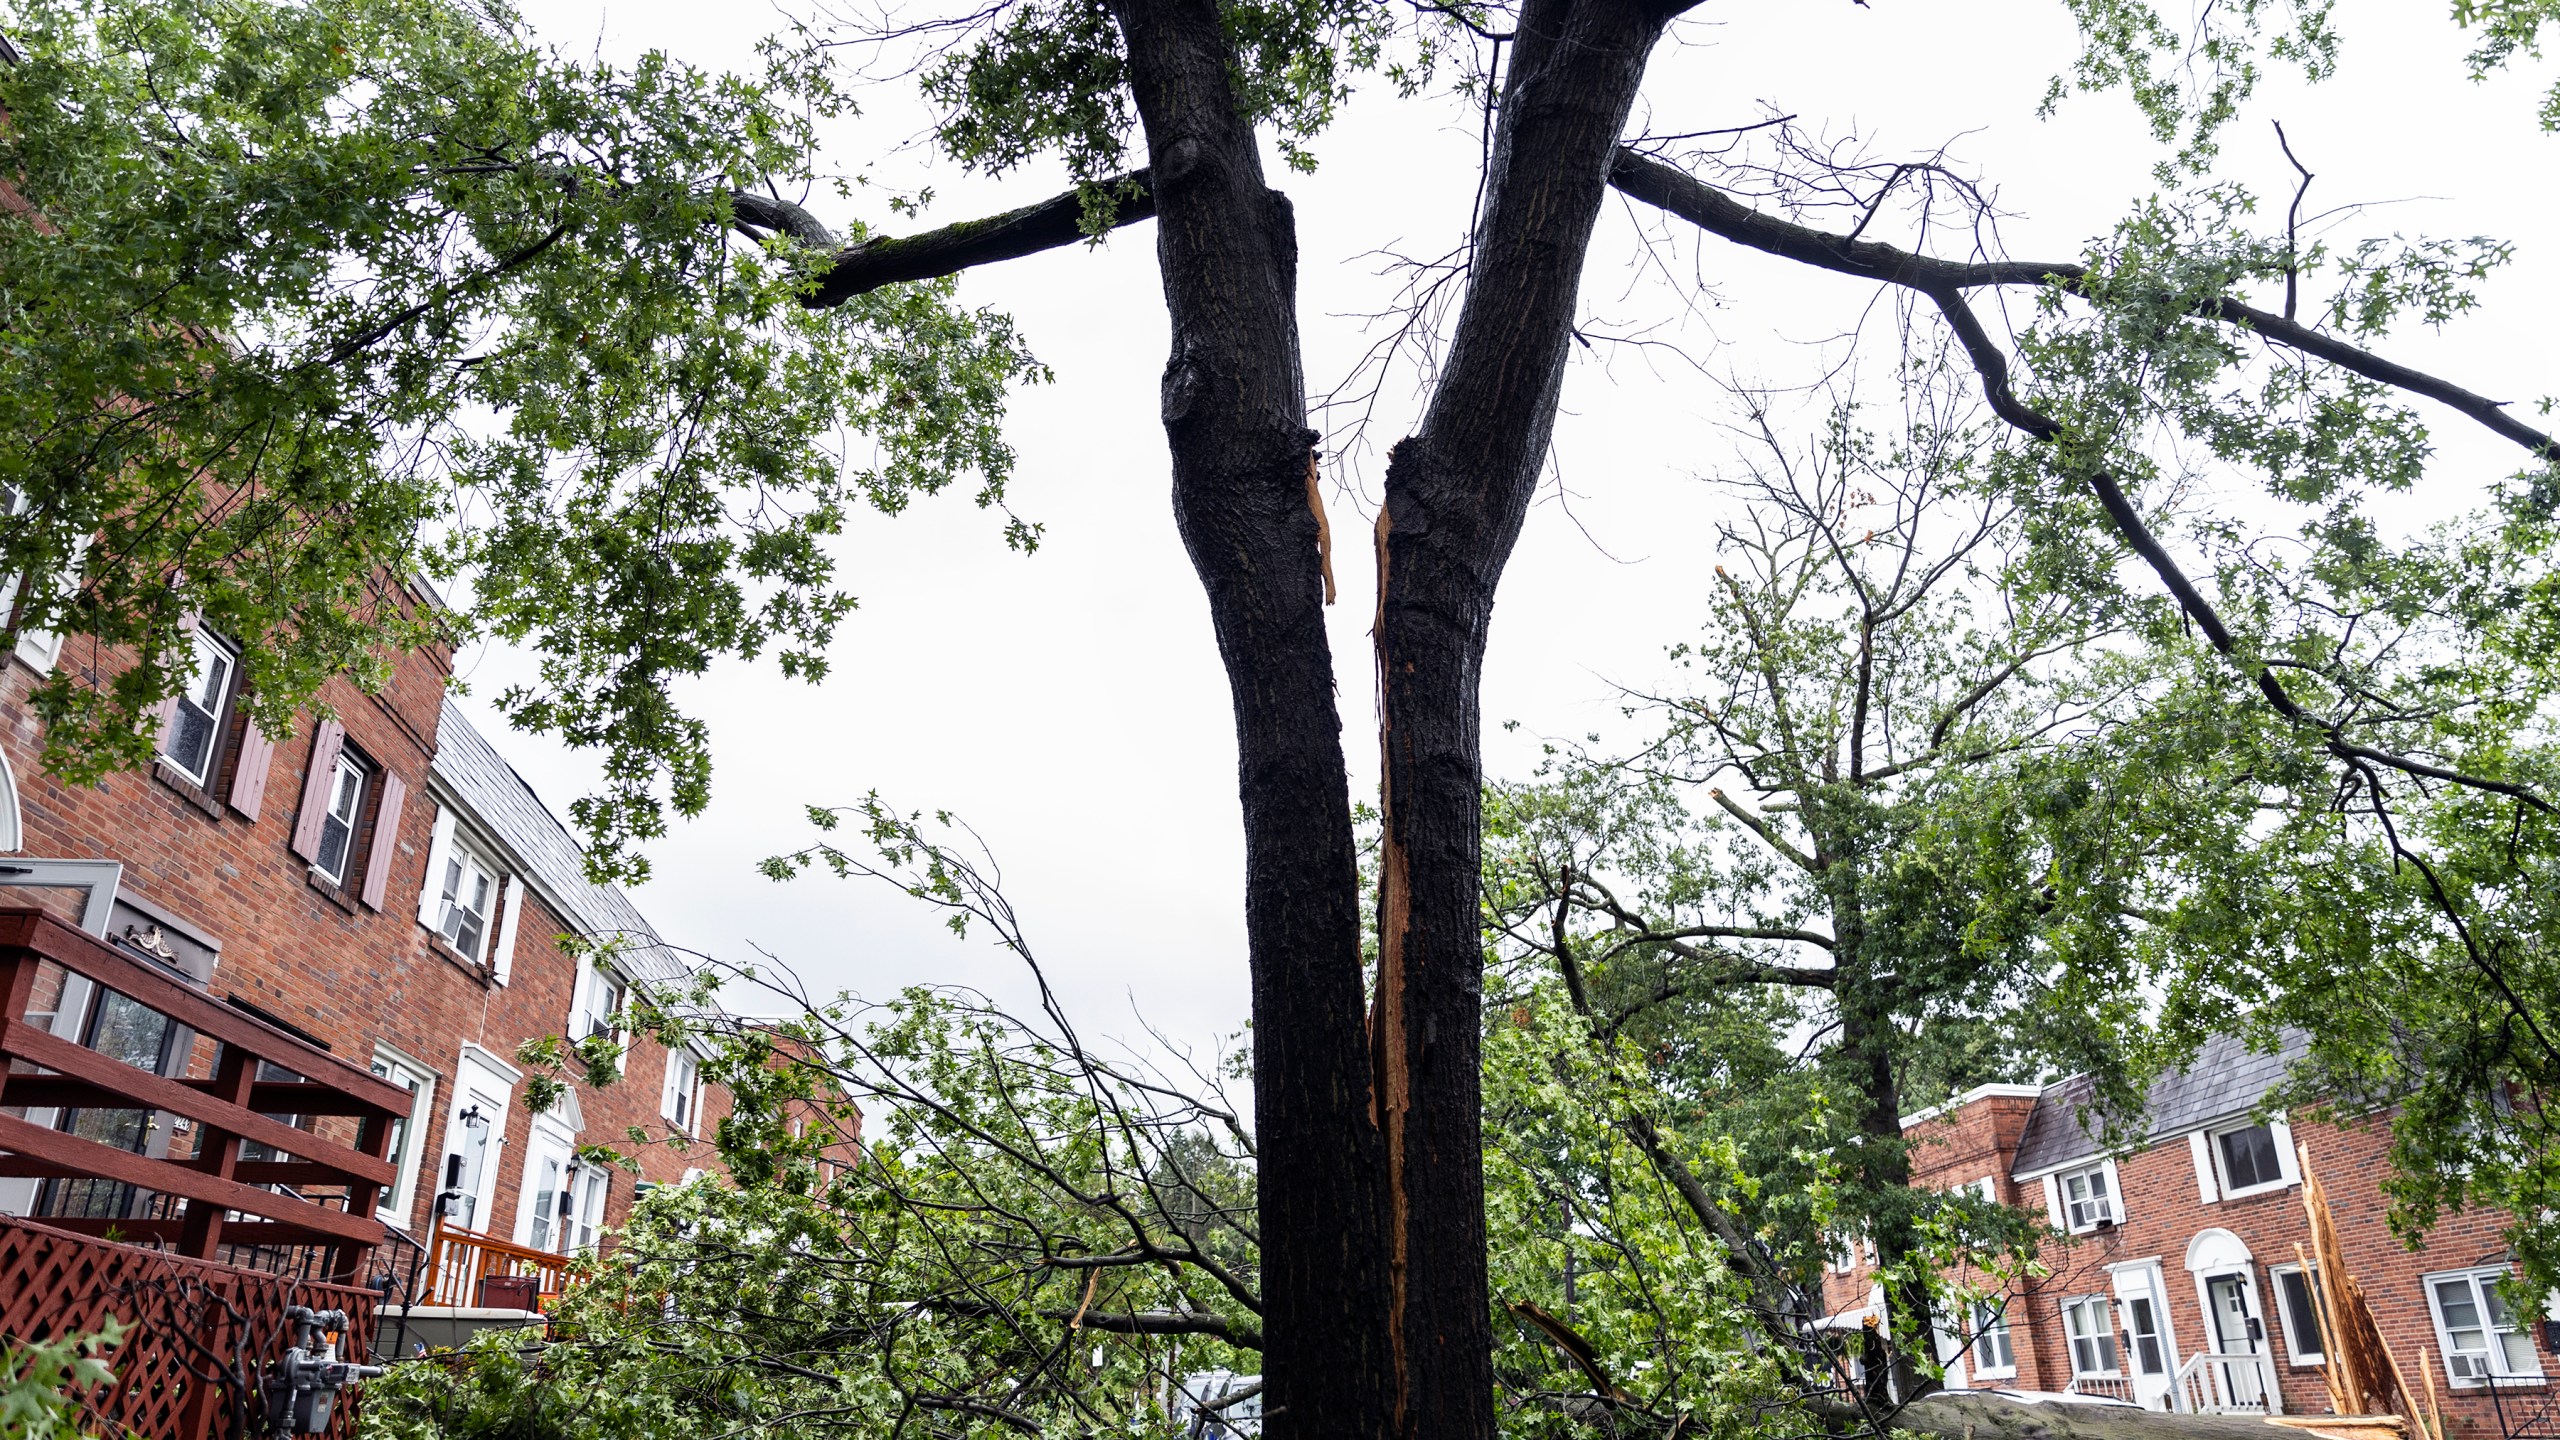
1103 0 1395 1435
1371 0 1676 1433
1868 1395 2312 1440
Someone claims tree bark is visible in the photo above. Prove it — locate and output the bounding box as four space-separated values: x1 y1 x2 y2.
1372 0 1678 1433
1866 1394 2298 1440
1103 0 1395 1435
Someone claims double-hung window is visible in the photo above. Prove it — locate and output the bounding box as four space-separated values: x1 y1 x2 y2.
661 1048 701 1134
579 966 626 1042
2058 1162 2118 1231
2427 1268 2544 1385
2209 1118 2298 1198
312 753 368 884
433 842 499 962
2271 1265 2327 1366
2063 1295 2121 1377
160 630 236 787
1970 1300 2017 1376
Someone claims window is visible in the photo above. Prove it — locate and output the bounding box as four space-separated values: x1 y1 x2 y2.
2211 1119 2296 1197
312 753 367 884
2271 1266 2327 1365
159 630 236 786
2059 1162 2118 1231
2427 1268 2544 1385
661 1048 701 1133
2063 1296 2121 1377
369 1050 438 1228
432 841 499 962
0 482 78 673
1970 1300 2017 1376
579 965 626 1041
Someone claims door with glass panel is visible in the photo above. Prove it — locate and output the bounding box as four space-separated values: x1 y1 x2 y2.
2204 1272 2272 1409
2112 1265 2179 1410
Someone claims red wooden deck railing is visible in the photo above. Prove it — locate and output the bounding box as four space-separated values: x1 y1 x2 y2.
0 906 413 1280
0 906 414 1440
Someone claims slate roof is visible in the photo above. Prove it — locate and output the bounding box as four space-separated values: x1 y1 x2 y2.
2008 1029 2311 1178
427 700 692 986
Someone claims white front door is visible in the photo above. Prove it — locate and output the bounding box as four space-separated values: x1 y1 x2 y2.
2204 1272 2273 1410
444 1050 515 1233
515 1122 575 1250
2112 1264 2178 1410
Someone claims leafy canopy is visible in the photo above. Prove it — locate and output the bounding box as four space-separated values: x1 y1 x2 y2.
0 0 1041 876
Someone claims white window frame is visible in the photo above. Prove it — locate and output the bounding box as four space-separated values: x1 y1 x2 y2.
417 803 527 983
1969 1298 2018 1379
0 483 81 673
368 1047 439 1229
2269 1264 2327 1367
159 629 237 786
570 956 628 1046
2425 1266 2546 1387
661 1046 703 1134
311 753 368 884
2057 1160 2121 1233
2208 1116 2299 1200
432 835 501 964
2063 1294 2123 1378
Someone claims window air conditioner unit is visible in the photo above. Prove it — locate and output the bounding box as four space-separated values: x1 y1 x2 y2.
2445 1352 2492 1382
2068 1198 2116 1229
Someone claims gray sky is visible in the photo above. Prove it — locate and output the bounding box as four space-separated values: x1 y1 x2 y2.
461 0 2559 1054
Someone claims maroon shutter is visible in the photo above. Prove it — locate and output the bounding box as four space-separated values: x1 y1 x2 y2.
288 720 346 861
228 724 276 821
360 769 405 909
145 694 180 759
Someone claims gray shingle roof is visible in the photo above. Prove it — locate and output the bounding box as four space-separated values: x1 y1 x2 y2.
2008 1029 2310 1178
428 700 692 987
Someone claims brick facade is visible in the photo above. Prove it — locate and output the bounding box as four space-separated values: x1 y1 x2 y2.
1820 1046 2555 1436
0 616 759 1279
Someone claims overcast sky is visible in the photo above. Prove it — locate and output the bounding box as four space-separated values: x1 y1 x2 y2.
459 0 2559 1057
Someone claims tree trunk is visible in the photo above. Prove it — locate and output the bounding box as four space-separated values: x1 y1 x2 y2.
1869 1394 2297 1440
1107 0 1395 1434
1837 944 1934 1404
1372 0 1676 1434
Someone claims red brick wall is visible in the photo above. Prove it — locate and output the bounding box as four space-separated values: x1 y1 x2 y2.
0 639 743 1264
1820 1093 2543 1433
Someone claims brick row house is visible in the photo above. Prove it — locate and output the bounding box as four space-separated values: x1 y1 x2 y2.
1820 1034 2559 1436
0 592 738 1295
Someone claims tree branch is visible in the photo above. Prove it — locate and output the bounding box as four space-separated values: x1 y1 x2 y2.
1607 148 2560 465
930 1298 1263 1349
798 174 1155 307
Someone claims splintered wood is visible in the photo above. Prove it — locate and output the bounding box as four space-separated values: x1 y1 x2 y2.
2296 1142 2423 1435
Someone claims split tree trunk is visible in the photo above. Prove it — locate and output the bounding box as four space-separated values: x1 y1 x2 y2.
1108 0 1396 1432
1112 0 1690 1431
1371 0 1679 1433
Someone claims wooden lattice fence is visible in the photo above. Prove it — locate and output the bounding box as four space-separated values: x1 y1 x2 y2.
0 1211 379 1440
